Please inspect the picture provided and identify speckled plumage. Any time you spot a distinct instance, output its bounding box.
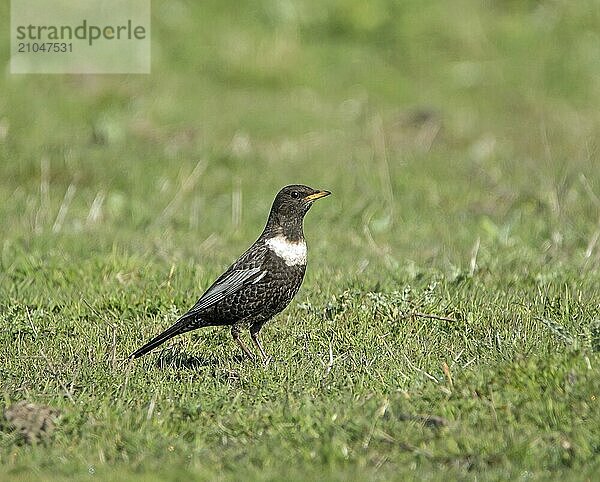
[129,184,330,361]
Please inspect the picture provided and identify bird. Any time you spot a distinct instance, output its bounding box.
[129,184,331,362]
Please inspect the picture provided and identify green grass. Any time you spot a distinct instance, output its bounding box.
[1,0,600,480]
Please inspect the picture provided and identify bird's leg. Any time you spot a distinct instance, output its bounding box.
[250,325,269,364]
[231,324,255,360]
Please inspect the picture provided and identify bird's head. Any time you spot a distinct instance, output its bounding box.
[265,184,331,238]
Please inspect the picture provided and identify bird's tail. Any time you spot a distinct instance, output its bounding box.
[128,315,201,359]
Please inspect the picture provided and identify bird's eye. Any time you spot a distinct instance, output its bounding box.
[291,191,300,199]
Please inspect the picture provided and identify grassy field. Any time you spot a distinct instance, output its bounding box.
[1,0,600,480]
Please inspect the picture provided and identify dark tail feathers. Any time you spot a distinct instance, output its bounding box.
[129,316,199,359]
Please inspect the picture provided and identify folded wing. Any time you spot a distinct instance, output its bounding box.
[185,267,266,316]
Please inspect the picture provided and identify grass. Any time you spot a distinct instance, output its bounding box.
[1,0,600,479]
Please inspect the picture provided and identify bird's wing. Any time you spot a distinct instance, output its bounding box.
[185,266,266,316]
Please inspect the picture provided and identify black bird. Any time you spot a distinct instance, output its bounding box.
[129,184,331,362]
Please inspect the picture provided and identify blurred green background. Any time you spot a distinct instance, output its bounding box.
[1,1,599,480]
[2,0,599,272]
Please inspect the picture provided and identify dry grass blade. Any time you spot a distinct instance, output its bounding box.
[34,156,51,233]
[470,236,480,276]
[232,178,242,230]
[52,182,76,233]
[156,159,207,225]
[371,115,395,225]
[86,190,106,226]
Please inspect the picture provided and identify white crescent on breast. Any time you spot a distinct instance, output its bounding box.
[265,235,307,266]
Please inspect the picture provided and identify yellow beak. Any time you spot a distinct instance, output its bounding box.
[304,190,331,201]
